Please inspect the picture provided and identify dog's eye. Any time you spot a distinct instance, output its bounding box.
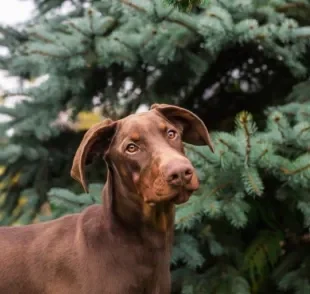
[126,143,139,153]
[167,130,177,139]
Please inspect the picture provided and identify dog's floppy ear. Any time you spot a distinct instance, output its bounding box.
[71,119,117,193]
[151,104,214,152]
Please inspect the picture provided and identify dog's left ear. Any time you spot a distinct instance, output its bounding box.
[151,104,214,152]
[71,119,118,193]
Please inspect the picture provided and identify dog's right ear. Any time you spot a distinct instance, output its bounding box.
[70,119,117,193]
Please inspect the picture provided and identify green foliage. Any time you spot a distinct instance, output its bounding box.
[42,183,103,219]
[241,230,284,292]
[164,0,208,12]
[171,91,310,293]
[1,0,310,293]
[173,265,250,294]
[278,258,310,294]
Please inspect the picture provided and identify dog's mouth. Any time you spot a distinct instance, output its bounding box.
[145,186,197,206]
[140,172,199,206]
[172,189,193,205]
[170,186,199,204]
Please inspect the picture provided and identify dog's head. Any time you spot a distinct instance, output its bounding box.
[71,104,214,205]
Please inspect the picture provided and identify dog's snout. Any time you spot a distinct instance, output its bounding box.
[164,162,194,186]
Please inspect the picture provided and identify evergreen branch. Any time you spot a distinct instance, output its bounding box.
[272,115,287,140]
[102,19,119,37]
[185,144,214,164]
[208,182,232,197]
[160,7,175,20]
[141,28,158,47]
[149,0,160,20]
[176,182,231,225]
[163,15,197,33]
[175,210,198,225]
[120,0,146,13]
[50,194,81,207]
[28,50,86,59]
[1,92,27,99]
[243,123,251,167]
[245,172,261,196]
[292,27,310,39]
[218,138,240,155]
[257,148,268,161]
[88,9,95,36]
[113,37,136,52]
[67,21,89,37]
[54,36,75,55]
[236,111,253,166]
[275,2,308,13]
[0,106,21,118]
[28,32,53,44]
[299,125,310,135]
[30,29,75,57]
[120,0,197,33]
[28,50,67,58]
[280,163,310,175]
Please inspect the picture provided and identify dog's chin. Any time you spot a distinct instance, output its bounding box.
[144,189,195,206]
[171,182,199,204]
[171,190,194,205]
[160,188,196,205]
[144,182,199,205]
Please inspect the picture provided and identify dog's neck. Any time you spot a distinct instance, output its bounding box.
[102,169,175,246]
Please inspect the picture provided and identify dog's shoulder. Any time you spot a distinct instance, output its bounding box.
[76,204,107,239]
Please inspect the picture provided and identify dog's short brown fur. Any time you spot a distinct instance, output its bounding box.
[0,104,213,294]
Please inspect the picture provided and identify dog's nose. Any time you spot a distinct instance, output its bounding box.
[165,163,194,186]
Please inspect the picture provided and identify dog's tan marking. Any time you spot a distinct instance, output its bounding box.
[130,132,140,141]
[158,122,167,131]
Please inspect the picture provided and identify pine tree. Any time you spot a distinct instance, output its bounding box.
[1,0,310,293]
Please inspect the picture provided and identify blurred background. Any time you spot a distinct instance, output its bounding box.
[1,0,310,293]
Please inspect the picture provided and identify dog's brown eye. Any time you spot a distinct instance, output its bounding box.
[167,130,177,139]
[126,143,138,153]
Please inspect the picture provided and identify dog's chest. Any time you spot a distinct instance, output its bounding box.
[83,237,171,294]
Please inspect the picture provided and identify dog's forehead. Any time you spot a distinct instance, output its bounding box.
[119,111,169,135]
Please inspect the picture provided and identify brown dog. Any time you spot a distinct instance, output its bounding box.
[0,104,213,294]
